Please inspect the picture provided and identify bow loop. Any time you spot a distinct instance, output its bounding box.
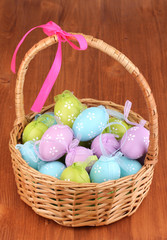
[42,21,65,37]
[11,21,88,112]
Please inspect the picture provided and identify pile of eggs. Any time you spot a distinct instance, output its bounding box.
[16,90,149,184]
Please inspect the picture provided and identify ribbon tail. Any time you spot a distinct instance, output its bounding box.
[11,26,43,73]
[31,37,62,112]
[124,100,138,126]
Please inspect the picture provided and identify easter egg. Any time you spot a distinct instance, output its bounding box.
[54,90,86,128]
[72,106,109,141]
[38,124,73,161]
[37,159,47,170]
[15,141,43,170]
[22,121,48,143]
[36,113,57,127]
[45,112,55,116]
[65,146,93,167]
[116,155,142,177]
[90,156,121,183]
[35,112,55,120]
[39,161,66,178]
[120,125,150,159]
[60,162,90,183]
[103,117,131,140]
[91,133,119,158]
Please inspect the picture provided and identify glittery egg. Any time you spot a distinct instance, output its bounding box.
[90,156,121,183]
[120,125,150,159]
[103,117,131,140]
[22,121,48,143]
[72,106,109,141]
[116,155,142,177]
[15,141,44,170]
[65,146,93,167]
[54,90,86,128]
[39,161,66,178]
[91,133,120,158]
[60,162,90,183]
[38,124,73,161]
[35,113,57,127]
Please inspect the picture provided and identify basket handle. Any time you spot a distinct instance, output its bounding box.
[14,34,158,165]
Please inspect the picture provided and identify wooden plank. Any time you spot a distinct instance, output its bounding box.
[0,0,167,239]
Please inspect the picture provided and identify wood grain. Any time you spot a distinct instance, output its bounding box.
[0,0,167,239]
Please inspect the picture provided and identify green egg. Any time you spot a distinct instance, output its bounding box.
[54,90,86,128]
[60,162,90,183]
[22,121,48,143]
[103,117,131,140]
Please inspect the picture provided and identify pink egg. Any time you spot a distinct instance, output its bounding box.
[65,146,93,167]
[39,125,73,161]
[120,125,150,159]
[91,133,120,158]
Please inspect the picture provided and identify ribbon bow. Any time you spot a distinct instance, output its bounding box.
[11,21,88,112]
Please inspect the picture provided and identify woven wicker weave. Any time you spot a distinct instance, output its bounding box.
[9,34,158,227]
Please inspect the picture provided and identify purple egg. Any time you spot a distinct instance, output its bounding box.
[91,133,120,158]
[39,124,73,161]
[65,146,93,167]
[120,125,150,159]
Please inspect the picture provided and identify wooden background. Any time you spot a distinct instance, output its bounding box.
[0,0,167,239]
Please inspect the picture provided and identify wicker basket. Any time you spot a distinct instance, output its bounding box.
[9,33,158,227]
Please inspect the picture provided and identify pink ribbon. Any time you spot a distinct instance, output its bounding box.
[11,21,88,112]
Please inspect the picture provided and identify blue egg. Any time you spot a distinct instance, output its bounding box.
[15,141,43,170]
[35,112,55,120]
[35,112,57,127]
[116,155,142,177]
[90,155,120,183]
[39,161,66,178]
[72,106,109,141]
[46,112,55,117]
[37,160,46,170]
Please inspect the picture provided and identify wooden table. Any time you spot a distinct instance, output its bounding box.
[0,0,167,239]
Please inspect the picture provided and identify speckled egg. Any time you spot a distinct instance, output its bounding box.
[65,146,93,167]
[22,121,48,143]
[35,113,57,127]
[120,125,150,159]
[38,124,73,161]
[60,162,90,183]
[103,117,131,140]
[116,155,142,177]
[39,161,66,178]
[90,155,121,183]
[91,133,120,158]
[72,106,109,141]
[15,141,44,170]
[54,90,86,128]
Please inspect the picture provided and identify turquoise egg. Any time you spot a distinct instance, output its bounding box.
[90,155,121,183]
[37,160,46,170]
[15,141,44,170]
[45,112,55,116]
[35,112,55,120]
[116,155,142,177]
[39,161,66,178]
[35,113,57,128]
[72,106,109,141]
